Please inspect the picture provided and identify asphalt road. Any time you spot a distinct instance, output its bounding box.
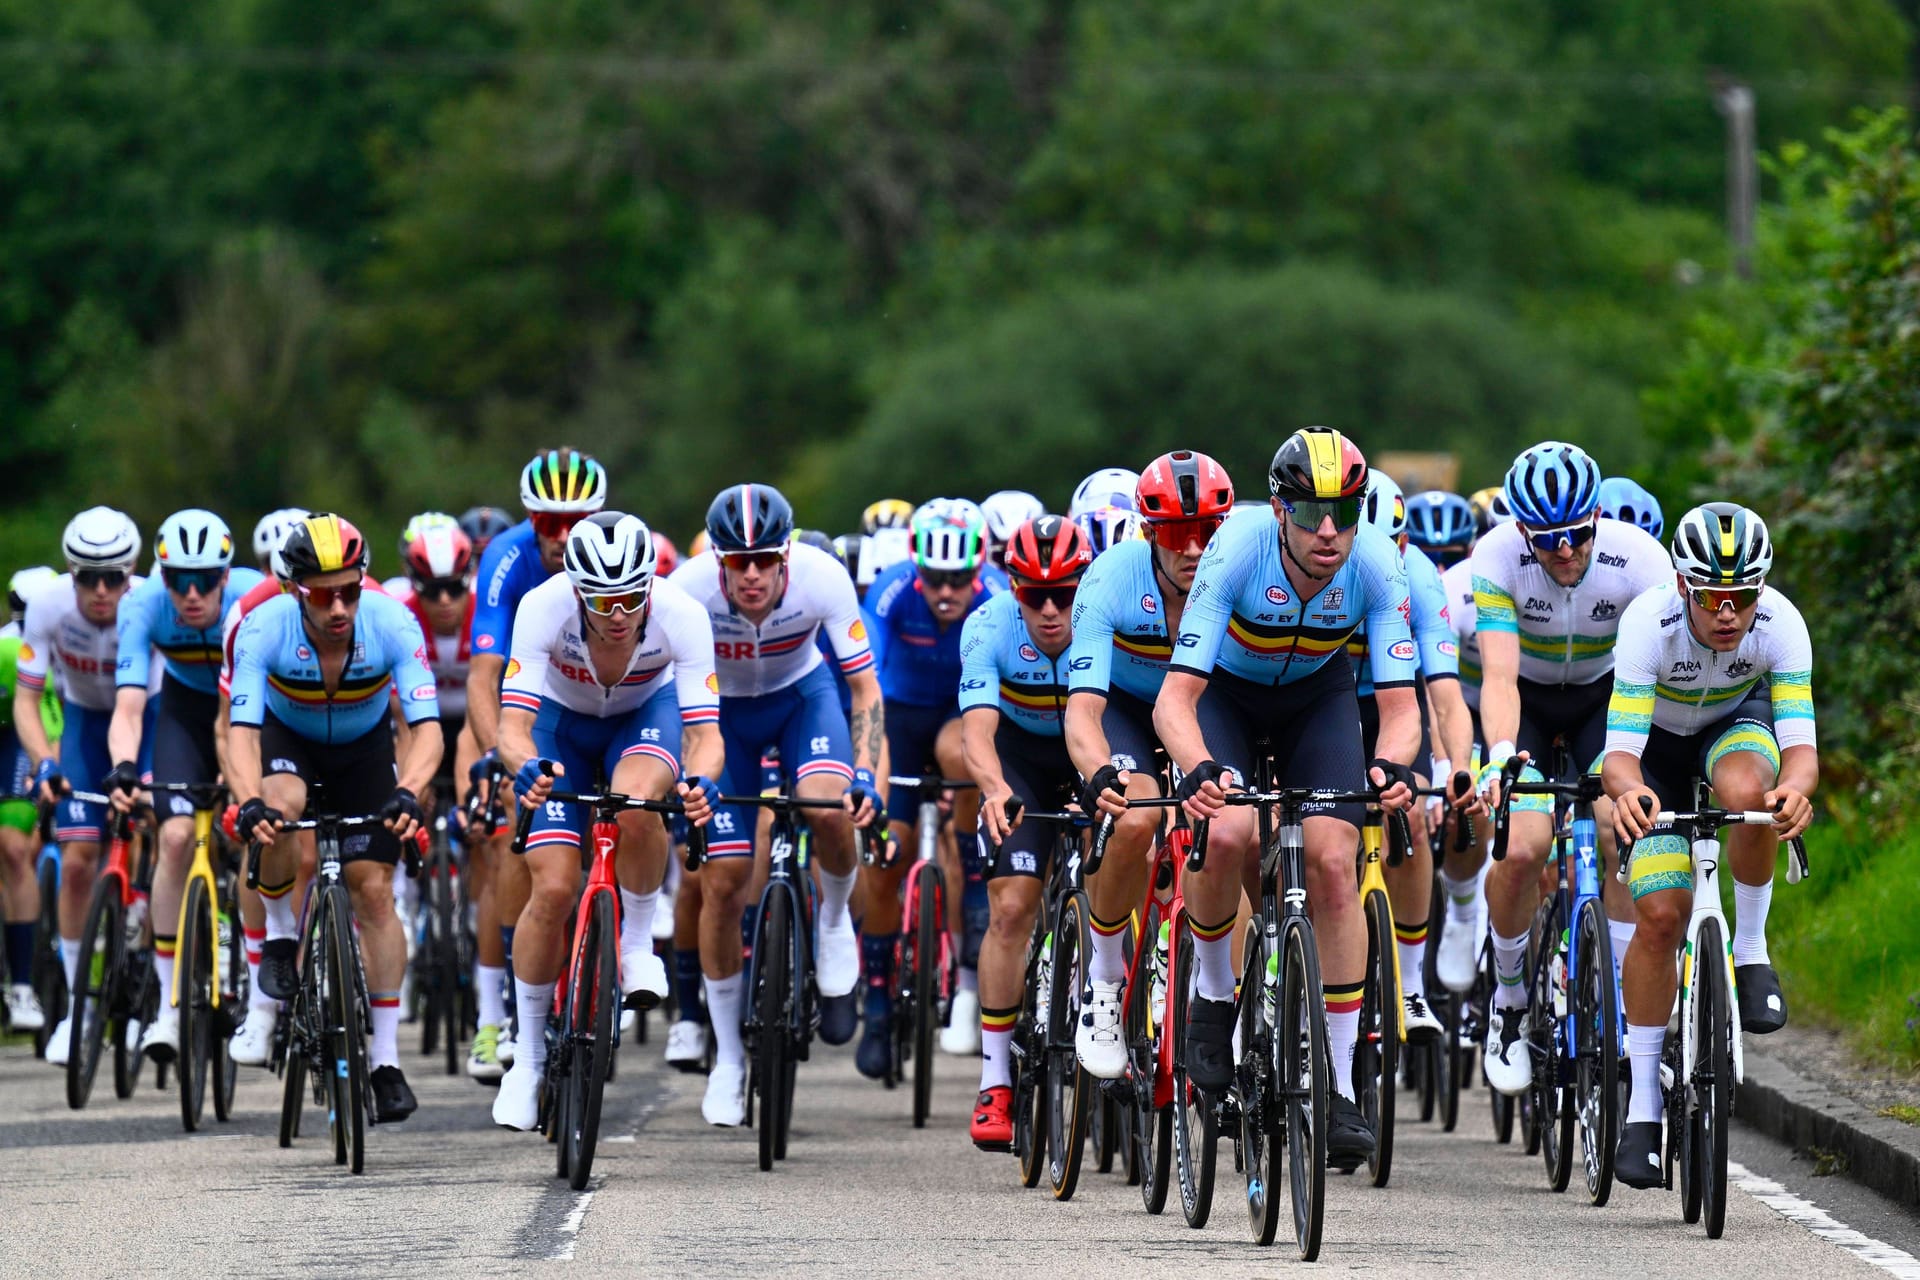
[3,1021,1916,1279]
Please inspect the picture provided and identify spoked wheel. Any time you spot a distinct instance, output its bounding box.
[910,863,941,1129]
[212,883,243,1122]
[322,893,369,1173]
[1130,913,1173,1214]
[1236,923,1282,1246]
[67,876,124,1109]
[1673,1035,1702,1223]
[1530,898,1573,1190]
[1047,892,1091,1201]
[755,888,793,1173]
[1170,919,1217,1229]
[1013,913,1048,1189]
[564,892,618,1190]
[1573,899,1618,1206]
[118,966,156,1099]
[177,878,214,1132]
[1092,1091,1115,1174]
[1358,888,1397,1186]
[1441,986,1467,1133]
[1694,918,1733,1238]
[1479,942,1514,1144]
[279,1000,307,1149]
[1281,918,1328,1262]
[33,855,67,1059]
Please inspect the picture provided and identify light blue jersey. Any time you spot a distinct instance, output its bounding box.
[229,592,439,743]
[958,592,1069,738]
[116,568,267,695]
[1066,539,1174,703]
[1351,543,1458,698]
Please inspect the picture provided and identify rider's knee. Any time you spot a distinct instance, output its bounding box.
[1631,889,1686,948]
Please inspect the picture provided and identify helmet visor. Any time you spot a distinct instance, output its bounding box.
[1145,515,1222,552]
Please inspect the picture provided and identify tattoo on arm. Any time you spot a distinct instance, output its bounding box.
[853,703,885,771]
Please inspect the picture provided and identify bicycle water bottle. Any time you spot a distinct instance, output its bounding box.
[1036,931,1054,1020]
[124,891,149,952]
[1550,951,1568,1019]
[217,905,234,955]
[1151,921,1170,1026]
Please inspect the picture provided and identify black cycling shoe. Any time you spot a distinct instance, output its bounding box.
[818,992,858,1047]
[258,938,300,1002]
[1615,1120,1664,1189]
[371,1065,418,1123]
[1184,996,1236,1091]
[855,1003,893,1080]
[1736,963,1787,1034]
[1326,1093,1377,1172]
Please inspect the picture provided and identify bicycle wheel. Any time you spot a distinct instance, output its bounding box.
[1531,898,1573,1191]
[435,844,462,1076]
[1092,1091,1115,1174]
[1048,892,1091,1201]
[565,892,618,1190]
[754,886,793,1172]
[212,881,242,1122]
[279,1001,307,1148]
[1574,899,1618,1206]
[1013,912,1048,1189]
[1695,917,1732,1238]
[1130,908,1172,1215]
[1282,916,1328,1262]
[117,966,154,1099]
[910,862,941,1129]
[322,889,368,1173]
[177,877,213,1132]
[1237,921,1281,1246]
[33,854,65,1058]
[1171,919,1217,1229]
[67,876,123,1110]
[1674,1033,1702,1223]
[1441,986,1465,1133]
[1359,887,1397,1186]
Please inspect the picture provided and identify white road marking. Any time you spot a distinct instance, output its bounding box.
[548,1190,594,1262]
[1732,1161,1920,1279]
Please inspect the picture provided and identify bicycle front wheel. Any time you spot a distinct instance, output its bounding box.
[434,843,463,1076]
[1281,917,1328,1263]
[1696,917,1733,1238]
[212,879,242,1122]
[565,891,618,1190]
[1358,887,1397,1186]
[322,889,368,1173]
[910,862,941,1129]
[1171,918,1217,1229]
[1047,892,1091,1201]
[1530,896,1573,1191]
[67,876,123,1110]
[1574,898,1618,1206]
[1238,921,1281,1246]
[177,877,214,1132]
[1130,904,1172,1215]
[755,885,793,1173]
[33,854,65,1059]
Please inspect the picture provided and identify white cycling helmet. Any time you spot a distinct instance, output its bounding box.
[1069,468,1141,521]
[1074,506,1143,556]
[62,506,141,572]
[154,509,235,571]
[252,507,310,562]
[564,511,657,598]
[1362,473,1407,542]
[1671,502,1773,588]
[860,527,913,587]
[909,499,989,573]
[8,565,58,616]
[979,490,1045,544]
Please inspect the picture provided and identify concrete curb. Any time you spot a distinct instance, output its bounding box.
[1737,1043,1920,1206]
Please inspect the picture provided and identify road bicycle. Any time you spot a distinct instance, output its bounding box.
[1405,776,1475,1134]
[59,794,158,1107]
[881,771,974,1124]
[148,782,243,1131]
[1114,793,1189,1217]
[414,780,474,1075]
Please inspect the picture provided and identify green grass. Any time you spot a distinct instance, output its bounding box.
[1878,1105,1920,1126]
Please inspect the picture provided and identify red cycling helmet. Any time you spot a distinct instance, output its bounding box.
[1137,450,1234,520]
[1004,515,1092,583]
[653,532,680,579]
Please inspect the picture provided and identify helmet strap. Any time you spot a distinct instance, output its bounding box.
[1280,523,1333,586]
[1150,544,1191,601]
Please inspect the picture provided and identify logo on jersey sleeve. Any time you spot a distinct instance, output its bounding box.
[848,618,867,641]
[1388,640,1416,661]
[17,643,31,662]
[1439,641,1458,657]
[705,672,720,694]
[1396,597,1411,625]
[504,658,522,679]
[410,684,437,701]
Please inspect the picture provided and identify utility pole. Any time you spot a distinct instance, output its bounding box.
[1714,79,1757,280]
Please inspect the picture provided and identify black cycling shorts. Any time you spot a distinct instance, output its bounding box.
[150,680,221,817]
[1515,674,1613,777]
[884,700,960,827]
[1634,691,1779,812]
[1097,687,1163,774]
[260,715,402,865]
[1356,675,1436,773]
[1196,655,1368,828]
[982,722,1080,882]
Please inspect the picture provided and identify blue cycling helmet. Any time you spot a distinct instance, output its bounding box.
[1405,491,1476,551]
[1502,442,1602,529]
[706,482,795,554]
[1597,477,1664,541]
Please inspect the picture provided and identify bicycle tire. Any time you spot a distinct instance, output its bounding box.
[118,967,155,1099]
[1171,919,1217,1229]
[1092,1090,1114,1174]
[1359,887,1397,1186]
[436,842,462,1076]
[1130,904,1172,1214]
[1696,917,1732,1238]
[1237,921,1281,1246]
[1574,899,1618,1206]
[178,876,213,1132]
[322,888,368,1173]
[1048,892,1091,1201]
[1014,905,1049,1189]
[1441,987,1465,1133]
[1531,897,1574,1191]
[911,862,940,1129]
[212,879,242,1122]
[1675,1033,1702,1223]
[67,875,122,1109]
[279,1005,307,1148]
[33,854,65,1058]
[1282,916,1328,1263]
[566,892,617,1189]
[756,886,793,1173]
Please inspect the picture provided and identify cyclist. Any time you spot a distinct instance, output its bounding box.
[1404,491,1476,573]
[1597,476,1666,541]
[394,514,478,768]
[1471,442,1669,1095]
[1065,449,1234,1082]
[106,509,265,1064]
[1468,486,1512,538]
[1602,502,1815,1187]
[459,506,516,561]
[251,509,309,576]
[858,498,999,1077]
[961,515,1092,1149]
[464,447,608,1082]
[2,568,61,1029]
[1154,426,1421,1168]
[1075,506,1144,558]
[489,513,722,1131]
[979,491,1045,571]
[229,513,442,1123]
[670,484,882,1125]
[1068,468,1141,521]
[17,508,148,1064]
[860,499,915,536]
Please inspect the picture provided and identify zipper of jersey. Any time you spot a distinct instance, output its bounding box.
[1562,585,1575,686]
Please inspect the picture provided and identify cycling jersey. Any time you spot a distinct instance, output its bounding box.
[0,632,60,741]
[1441,559,1481,706]
[1351,542,1457,699]
[499,573,718,726]
[218,577,290,696]
[1603,583,1815,758]
[228,592,440,743]
[17,573,143,712]
[670,542,873,697]
[1066,538,1174,703]
[959,592,1070,738]
[866,558,1004,708]
[115,567,266,696]
[386,582,474,719]
[470,520,554,658]
[1171,508,1415,690]
[1470,518,1668,687]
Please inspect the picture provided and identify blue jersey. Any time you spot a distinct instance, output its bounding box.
[1066,539,1173,703]
[117,568,267,696]
[958,593,1070,738]
[470,521,555,660]
[1172,507,1416,689]
[229,592,440,743]
[867,560,1005,709]
[1351,543,1459,698]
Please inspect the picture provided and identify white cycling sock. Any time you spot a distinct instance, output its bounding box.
[154,953,175,1009]
[59,936,79,988]
[1396,924,1428,1000]
[262,891,298,943]
[476,962,507,1028]
[1193,930,1237,1003]
[1491,928,1529,1010]
[1733,880,1773,966]
[1609,919,1636,995]
[515,979,556,1071]
[1441,871,1480,923]
[958,966,978,996]
[369,997,401,1070]
[704,973,745,1068]
[1089,923,1129,986]
[618,887,657,954]
[1627,1022,1666,1125]
[1325,1006,1360,1102]
[818,867,857,931]
[980,1025,1013,1091]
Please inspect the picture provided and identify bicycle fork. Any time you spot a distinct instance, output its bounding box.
[1677,837,1742,1092]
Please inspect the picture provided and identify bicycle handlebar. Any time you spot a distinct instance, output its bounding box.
[1410,771,1477,853]
[507,771,706,870]
[1625,794,1811,884]
[245,811,417,886]
[885,775,978,791]
[720,792,887,866]
[1186,787,1408,875]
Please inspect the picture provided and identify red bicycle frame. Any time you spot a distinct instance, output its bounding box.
[1122,822,1194,1111]
[552,815,624,1024]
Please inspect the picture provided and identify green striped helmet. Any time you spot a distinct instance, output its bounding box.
[909,498,987,573]
[1670,502,1772,587]
[519,447,608,514]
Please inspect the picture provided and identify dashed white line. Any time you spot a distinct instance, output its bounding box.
[547,1190,594,1262]
[1732,1161,1920,1279]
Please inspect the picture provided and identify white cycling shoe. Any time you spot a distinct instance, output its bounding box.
[230,1005,278,1067]
[1483,1005,1533,1095]
[1402,991,1444,1042]
[140,1007,180,1065]
[7,983,47,1031]
[492,1059,542,1131]
[702,1061,747,1127]
[815,918,859,999]
[1436,912,1483,995]
[1075,980,1128,1080]
[939,988,981,1055]
[621,945,668,1011]
[666,1020,710,1073]
[45,1015,74,1067]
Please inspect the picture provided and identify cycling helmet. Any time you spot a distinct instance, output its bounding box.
[1268,427,1368,501]
[1502,442,1602,529]
[909,499,988,573]
[1075,506,1144,556]
[1670,502,1773,587]
[687,529,711,559]
[1468,485,1513,536]
[1405,491,1476,552]
[1004,515,1092,582]
[653,532,680,578]
[62,506,142,572]
[705,483,794,554]
[563,511,657,597]
[979,490,1046,545]
[1137,451,1234,520]
[400,513,474,581]
[830,533,864,578]
[861,499,914,535]
[519,446,608,514]
[252,508,310,563]
[1361,473,1407,541]
[1069,468,1141,521]
[795,529,837,557]
[458,505,515,552]
[862,528,912,587]
[1597,477,1665,541]
[279,513,370,581]
[9,565,58,617]
[153,509,235,572]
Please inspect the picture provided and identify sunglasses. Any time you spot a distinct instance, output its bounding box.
[1146,516,1223,552]
[1523,519,1597,552]
[1687,584,1761,612]
[1280,496,1363,532]
[1011,579,1080,611]
[581,589,648,616]
[530,513,581,542]
[1426,543,1472,568]
[74,568,128,591]
[720,550,786,573]
[415,576,469,601]
[295,578,363,608]
[162,567,224,597]
[917,567,977,592]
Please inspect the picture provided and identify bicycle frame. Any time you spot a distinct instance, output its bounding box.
[1357,814,1408,1042]
[149,783,229,1012]
[66,793,145,912]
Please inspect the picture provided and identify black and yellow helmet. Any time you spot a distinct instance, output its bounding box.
[1268,426,1368,502]
[279,513,369,580]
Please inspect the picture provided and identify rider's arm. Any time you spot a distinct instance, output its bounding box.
[678,721,724,784]
[961,705,1016,843]
[1151,670,1212,777]
[387,604,444,784]
[1064,690,1112,780]
[12,682,51,768]
[1062,561,1118,779]
[497,706,538,776]
[106,686,148,774]
[465,653,504,752]
[214,691,234,783]
[396,718,443,797]
[846,669,884,774]
[1477,631,1521,758]
[14,596,57,767]
[1426,677,1473,786]
[228,724,265,807]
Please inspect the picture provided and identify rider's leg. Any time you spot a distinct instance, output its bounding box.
[146,814,193,1011]
[1086,770,1159,984]
[1484,807,1554,1009]
[977,875,1042,1092]
[1381,806,1434,1003]
[934,718,982,994]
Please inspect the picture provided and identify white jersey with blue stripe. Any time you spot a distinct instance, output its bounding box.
[17,574,140,712]
[1441,559,1482,707]
[1066,539,1174,703]
[958,592,1069,737]
[669,543,873,698]
[228,591,440,743]
[501,573,719,725]
[1470,518,1669,687]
